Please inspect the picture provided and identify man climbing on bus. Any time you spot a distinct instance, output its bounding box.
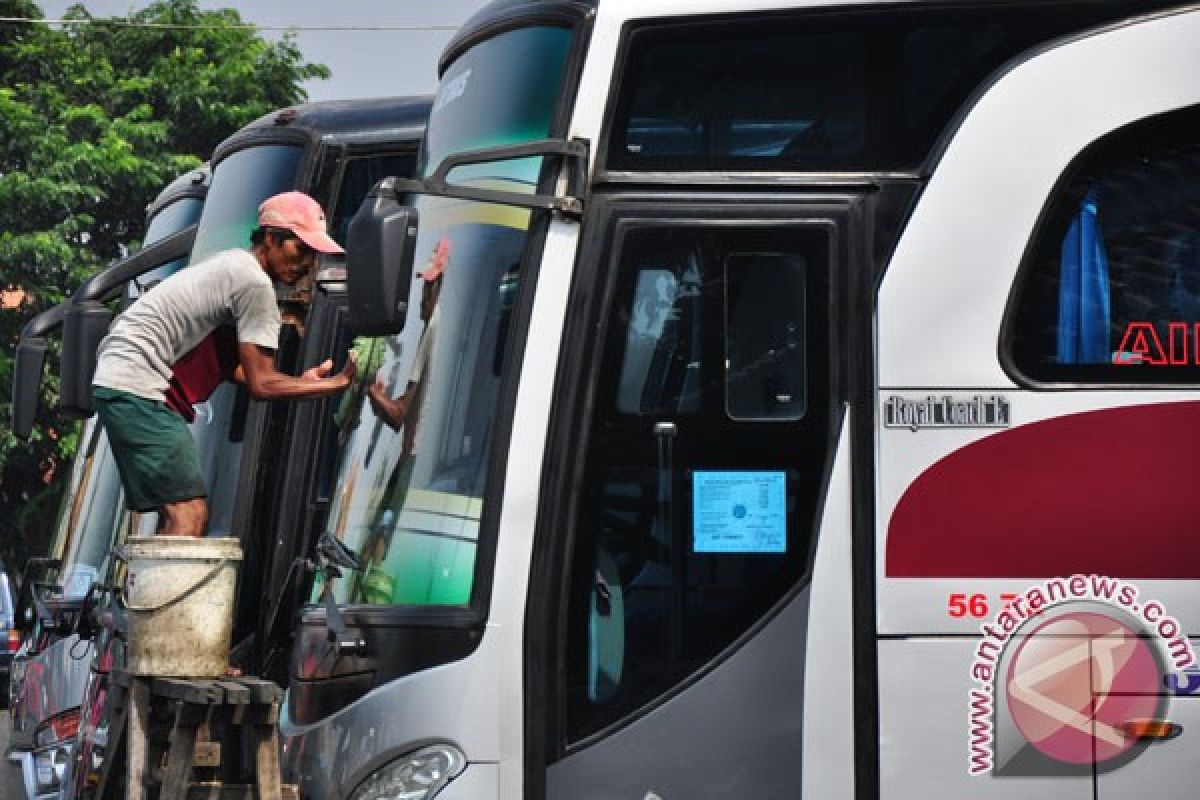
[92,191,356,537]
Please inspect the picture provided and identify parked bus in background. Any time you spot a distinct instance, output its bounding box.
[7,164,208,800]
[61,96,430,800]
[281,2,1200,799]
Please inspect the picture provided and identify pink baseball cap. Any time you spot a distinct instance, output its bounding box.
[418,237,451,281]
[258,191,344,255]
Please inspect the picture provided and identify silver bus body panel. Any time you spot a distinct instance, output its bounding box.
[280,635,503,798]
[546,590,811,800]
[801,414,855,799]
[879,638,1094,799]
[873,9,1200,799]
[280,220,583,798]
[1096,678,1200,799]
[877,11,1200,628]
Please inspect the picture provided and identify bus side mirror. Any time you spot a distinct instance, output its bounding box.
[347,186,418,335]
[12,336,49,439]
[12,304,67,439]
[60,300,113,418]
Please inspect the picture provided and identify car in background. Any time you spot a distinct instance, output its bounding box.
[0,565,15,704]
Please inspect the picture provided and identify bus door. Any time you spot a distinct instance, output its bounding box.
[534,191,864,799]
[253,279,355,680]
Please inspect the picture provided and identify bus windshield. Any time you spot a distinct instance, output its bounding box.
[188,144,303,536]
[54,430,123,599]
[133,194,205,291]
[49,192,208,598]
[191,145,302,262]
[316,25,572,607]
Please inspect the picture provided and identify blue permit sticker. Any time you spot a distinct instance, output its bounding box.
[692,470,786,553]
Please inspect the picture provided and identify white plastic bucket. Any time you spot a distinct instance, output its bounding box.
[119,536,242,677]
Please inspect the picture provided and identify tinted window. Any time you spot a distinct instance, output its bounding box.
[132,195,205,293]
[191,145,301,262]
[1008,109,1200,384]
[313,315,357,506]
[330,153,416,245]
[564,224,831,741]
[45,421,105,589]
[615,249,809,421]
[58,434,124,598]
[184,144,302,534]
[608,4,1176,171]
[421,25,572,176]
[726,253,808,420]
[315,202,529,607]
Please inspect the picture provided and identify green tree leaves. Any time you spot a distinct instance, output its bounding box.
[0,0,328,572]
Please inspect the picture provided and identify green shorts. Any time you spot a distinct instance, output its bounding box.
[93,387,207,512]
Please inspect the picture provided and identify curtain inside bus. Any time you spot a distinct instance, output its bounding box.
[1056,188,1111,364]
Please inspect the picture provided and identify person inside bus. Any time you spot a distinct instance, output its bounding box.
[92,191,356,537]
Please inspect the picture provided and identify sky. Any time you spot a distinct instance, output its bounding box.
[35,0,494,102]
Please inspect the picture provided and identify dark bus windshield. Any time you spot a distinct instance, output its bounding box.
[607,4,1180,172]
[132,194,205,292]
[49,192,208,597]
[191,145,302,262]
[188,144,303,536]
[316,25,572,607]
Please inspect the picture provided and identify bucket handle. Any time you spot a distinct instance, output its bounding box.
[115,555,231,614]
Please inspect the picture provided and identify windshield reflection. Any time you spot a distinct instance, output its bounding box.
[319,197,530,606]
[314,23,571,608]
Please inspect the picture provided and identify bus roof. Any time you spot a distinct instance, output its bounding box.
[449,0,1189,65]
[213,95,433,166]
[145,163,210,221]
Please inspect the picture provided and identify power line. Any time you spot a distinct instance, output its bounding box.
[0,17,458,32]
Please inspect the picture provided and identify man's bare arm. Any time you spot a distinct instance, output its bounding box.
[237,342,356,400]
[366,378,416,430]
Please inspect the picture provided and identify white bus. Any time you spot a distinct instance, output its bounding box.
[281,2,1200,798]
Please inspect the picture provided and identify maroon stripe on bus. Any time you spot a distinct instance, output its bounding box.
[886,401,1200,578]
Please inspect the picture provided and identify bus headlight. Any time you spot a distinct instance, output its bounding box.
[348,744,466,800]
[33,743,71,790]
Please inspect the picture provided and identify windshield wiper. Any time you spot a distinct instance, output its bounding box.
[313,532,366,656]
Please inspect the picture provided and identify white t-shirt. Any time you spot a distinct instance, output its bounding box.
[93,249,281,402]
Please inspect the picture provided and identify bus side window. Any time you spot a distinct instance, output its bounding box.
[330,153,417,246]
[725,253,808,421]
[616,260,702,416]
[1008,108,1200,384]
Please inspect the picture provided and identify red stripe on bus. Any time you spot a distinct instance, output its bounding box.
[886,401,1200,578]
